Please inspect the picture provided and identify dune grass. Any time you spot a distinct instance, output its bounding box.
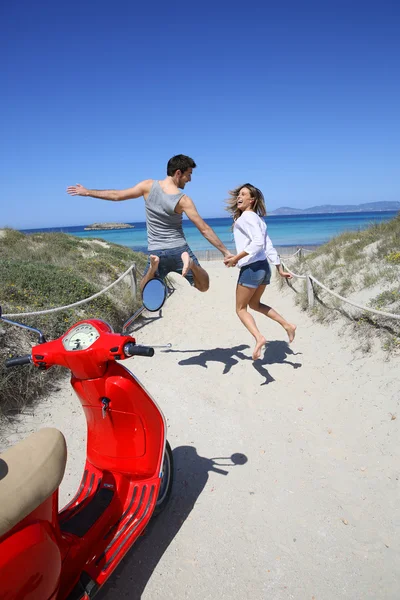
[0,229,148,420]
[280,213,400,354]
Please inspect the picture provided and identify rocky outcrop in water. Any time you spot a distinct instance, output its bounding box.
[84,222,135,230]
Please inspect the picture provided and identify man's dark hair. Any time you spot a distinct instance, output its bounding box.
[167,154,197,176]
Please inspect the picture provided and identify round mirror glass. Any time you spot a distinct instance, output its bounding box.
[142,278,167,312]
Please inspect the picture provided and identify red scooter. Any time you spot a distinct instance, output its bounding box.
[0,278,173,599]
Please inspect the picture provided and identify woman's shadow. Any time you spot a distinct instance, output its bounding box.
[97,446,247,600]
[254,340,302,385]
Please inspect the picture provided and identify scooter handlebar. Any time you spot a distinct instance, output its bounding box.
[5,355,32,368]
[123,343,154,358]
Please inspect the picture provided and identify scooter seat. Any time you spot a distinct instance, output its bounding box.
[0,427,67,538]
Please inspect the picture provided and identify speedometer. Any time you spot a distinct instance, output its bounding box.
[62,323,100,351]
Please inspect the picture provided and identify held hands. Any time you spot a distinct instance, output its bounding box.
[66,183,89,196]
[224,254,238,268]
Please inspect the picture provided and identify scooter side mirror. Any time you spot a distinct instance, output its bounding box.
[121,278,168,334]
[142,279,167,312]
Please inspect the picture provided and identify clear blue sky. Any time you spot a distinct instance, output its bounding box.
[1,0,399,228]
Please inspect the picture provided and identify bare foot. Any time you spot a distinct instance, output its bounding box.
[285,323,297,343]
[181,251,193,277]
[149,254,160,274]
[252,336,267,360]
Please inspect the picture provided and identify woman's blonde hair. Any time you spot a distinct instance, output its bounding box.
[225,183,267,221]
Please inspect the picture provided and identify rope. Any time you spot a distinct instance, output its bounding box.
[280,261,306,280]
[2,263,136,319]
[280,250,400,320]
[309,275,400,320]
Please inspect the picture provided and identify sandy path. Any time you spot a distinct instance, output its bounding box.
[1,262,399,599]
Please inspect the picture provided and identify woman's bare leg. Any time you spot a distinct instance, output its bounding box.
[181,251,209,292]
[249,285,296,343]
[236,284,266,360]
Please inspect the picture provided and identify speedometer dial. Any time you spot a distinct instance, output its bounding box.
[62,324,100,351]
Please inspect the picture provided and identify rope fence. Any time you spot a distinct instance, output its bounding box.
[2,263,137,319]
[280,250,400,321]
[2,247,399,322]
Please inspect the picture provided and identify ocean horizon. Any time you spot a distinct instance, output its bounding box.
[21,210,399,254]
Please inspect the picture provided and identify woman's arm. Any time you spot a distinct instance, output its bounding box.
[240,212,265,256]
[265,234,280,265]
[266,235,292,279]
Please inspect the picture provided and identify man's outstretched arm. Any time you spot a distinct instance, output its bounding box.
[179,195,233,258]
[66,180,153,201]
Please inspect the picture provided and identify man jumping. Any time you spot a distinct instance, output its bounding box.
[67,154,232,291]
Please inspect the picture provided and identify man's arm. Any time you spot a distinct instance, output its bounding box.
[66,180,153,201]
[178,195,232,258]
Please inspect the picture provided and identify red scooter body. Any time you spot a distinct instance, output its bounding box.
[0,290,173,599]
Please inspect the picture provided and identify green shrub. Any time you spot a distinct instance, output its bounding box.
[386,251,400,265]
[0,230,147,420]
[370,288,400,309]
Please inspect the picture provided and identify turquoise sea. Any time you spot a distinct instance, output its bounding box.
[22,211,399,254]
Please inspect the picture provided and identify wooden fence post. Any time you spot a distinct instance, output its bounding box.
[306,275,314,308]
[130,262,137,299]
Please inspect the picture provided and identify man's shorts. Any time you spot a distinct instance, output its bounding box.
[143,244,200,286]
[238,259,271,289]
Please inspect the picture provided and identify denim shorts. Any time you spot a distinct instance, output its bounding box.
[238,259,271,289]
[143,244,200,286]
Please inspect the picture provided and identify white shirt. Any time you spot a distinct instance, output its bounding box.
[233,211,280,268]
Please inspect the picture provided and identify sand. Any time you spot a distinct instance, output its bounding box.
[1,262,399,599]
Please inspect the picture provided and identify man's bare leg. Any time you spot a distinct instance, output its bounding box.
[140,255,160,292]
[181,251,209,292]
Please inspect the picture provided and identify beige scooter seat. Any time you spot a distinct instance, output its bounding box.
[0,427,67,538]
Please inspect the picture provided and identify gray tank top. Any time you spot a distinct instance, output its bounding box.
[145,180,187,250]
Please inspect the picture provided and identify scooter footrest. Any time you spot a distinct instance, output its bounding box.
[61,488,114,537]
[95,481,157,572]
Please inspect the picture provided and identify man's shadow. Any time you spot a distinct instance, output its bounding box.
[165,344,250,374]
[164,341,302,385]
[97,446,247,600]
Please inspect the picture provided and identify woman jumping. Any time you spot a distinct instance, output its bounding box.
[224,183,296,360]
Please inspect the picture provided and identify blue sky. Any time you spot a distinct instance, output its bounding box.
[1,0,399,228]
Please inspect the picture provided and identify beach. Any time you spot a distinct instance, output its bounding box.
[1,261,399,599]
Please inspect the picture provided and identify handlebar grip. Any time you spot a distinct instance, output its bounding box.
[5,355,32,368]
[124,343,154,358]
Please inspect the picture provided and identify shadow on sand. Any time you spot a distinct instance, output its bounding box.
[97,446,247,600]
[163,340,302,385]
